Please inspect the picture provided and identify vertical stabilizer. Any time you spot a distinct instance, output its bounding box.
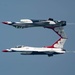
[52,27,67,38]
[47,27,67,38]
[45,38,67,48]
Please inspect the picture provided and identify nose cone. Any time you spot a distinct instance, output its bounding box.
[2,22,9,24]
[2,21,12,25]
[2,50,8,52]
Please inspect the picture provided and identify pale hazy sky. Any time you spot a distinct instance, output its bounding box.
[0,0,75,75]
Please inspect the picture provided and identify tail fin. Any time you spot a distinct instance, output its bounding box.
[47,27,67,38]
[45,38,67,48]
[52,27,67,38]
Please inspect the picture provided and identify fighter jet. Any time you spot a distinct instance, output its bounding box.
[2,37,66,57]
[2,18,66,28]
[2,18,67,38]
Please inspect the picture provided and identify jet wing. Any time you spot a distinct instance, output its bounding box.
[20,51,54,57]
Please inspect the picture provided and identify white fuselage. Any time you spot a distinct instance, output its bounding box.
[6,46,65,54]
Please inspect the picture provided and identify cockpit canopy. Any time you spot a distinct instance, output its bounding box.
[15,45,24,48]
[15,45,29,48]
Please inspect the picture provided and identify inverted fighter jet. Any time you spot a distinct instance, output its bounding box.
[2,18,66,28]
[2,18,67,38]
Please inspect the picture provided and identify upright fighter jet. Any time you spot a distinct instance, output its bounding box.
[2,37,66,57]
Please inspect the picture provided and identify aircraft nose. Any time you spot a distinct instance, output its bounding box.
[2,22,9,24]
[2,21,12,25]
[2,50,8,52]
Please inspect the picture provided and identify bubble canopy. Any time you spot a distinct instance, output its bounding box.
[15,45,24,48]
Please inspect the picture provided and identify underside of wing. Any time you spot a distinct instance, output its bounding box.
[20,51,54,57]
